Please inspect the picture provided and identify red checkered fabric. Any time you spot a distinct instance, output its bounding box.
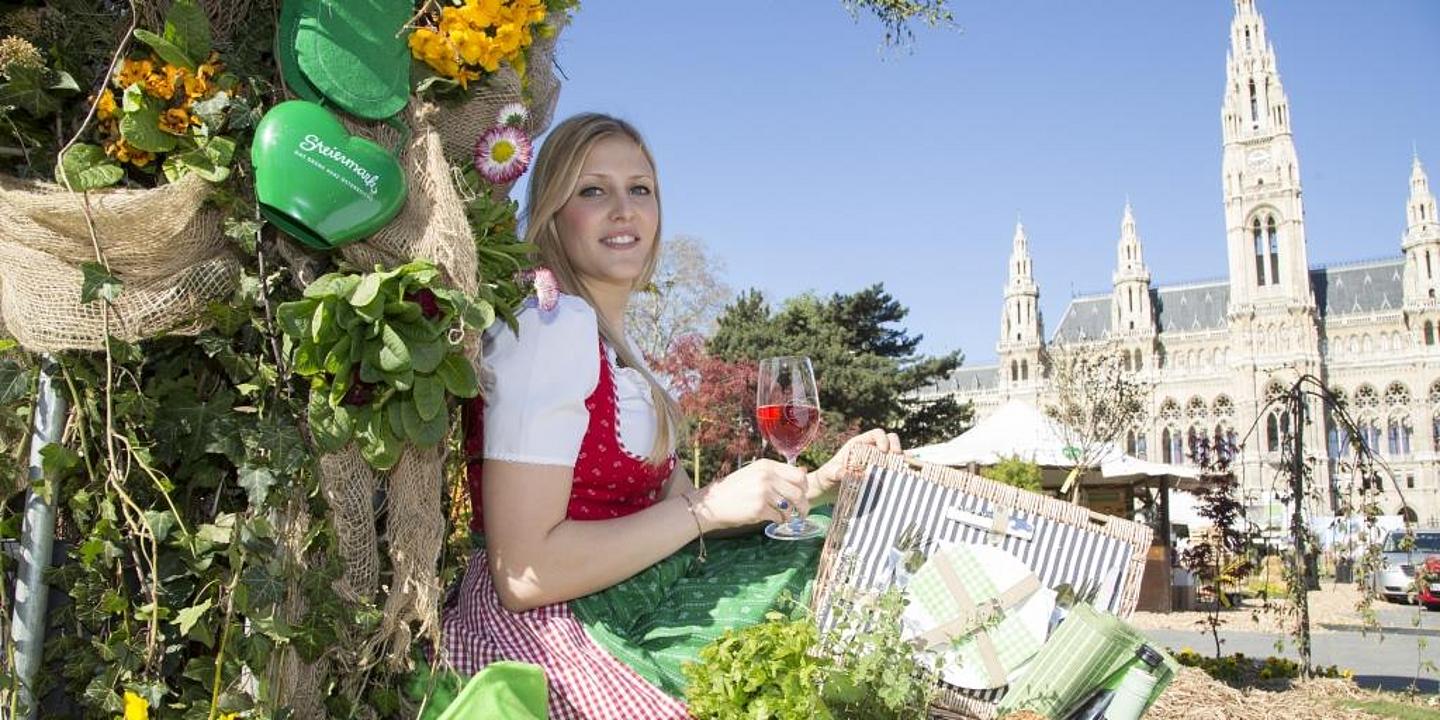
[441,549,689,719]
[445,340,687,717]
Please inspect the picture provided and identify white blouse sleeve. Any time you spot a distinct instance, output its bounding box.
[482,296,599,466]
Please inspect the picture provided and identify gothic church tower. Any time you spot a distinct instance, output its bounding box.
[998,221,1043,387]
[1220,0,1313,313]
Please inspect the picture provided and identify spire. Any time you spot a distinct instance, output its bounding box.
[1407,152,1439,242]
[1009,220,1033,283]
[1114,201,1149,281]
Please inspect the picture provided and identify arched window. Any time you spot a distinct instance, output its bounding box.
[1126,431,1137,456]
[1248,79,1258,121]
[1387,419,1404,456]
[1134,349,1142,370]
[1433,413,1440,449]
[1244,28,1251,52]
[1021,360,1029,381]
[1266,216,1280,285]
[1135,434,1148,460]
[1266,412,1279,451]
[1252,218,1266,286]
[1425,321,1435,346]
[1186,426,1201,464]
[1401,506,1419,524]
[1161,428,1173,463]
[1327,420,1342,461]
[1427,250,1433,279]
[1010,360,1018,382]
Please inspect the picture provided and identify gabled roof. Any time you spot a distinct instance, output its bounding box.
[927,365,999,394]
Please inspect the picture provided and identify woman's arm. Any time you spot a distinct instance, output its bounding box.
[483,457,810,612]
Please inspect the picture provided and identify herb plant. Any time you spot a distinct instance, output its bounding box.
[277,260,490,470]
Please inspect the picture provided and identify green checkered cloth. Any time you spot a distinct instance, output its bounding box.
[568,512,828,698]
[996,603,1178,718]
[907,544,1045,688]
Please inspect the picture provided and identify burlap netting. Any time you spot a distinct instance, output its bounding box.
[291,17,570,703]
[0,174,241,352]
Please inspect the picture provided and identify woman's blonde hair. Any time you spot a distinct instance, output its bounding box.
[524,112,685,465]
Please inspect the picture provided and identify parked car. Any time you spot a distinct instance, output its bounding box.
[1372,530,1440,603]
[1417,556,1440,611]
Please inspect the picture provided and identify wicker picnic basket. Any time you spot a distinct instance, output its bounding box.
[812,446,1155,720]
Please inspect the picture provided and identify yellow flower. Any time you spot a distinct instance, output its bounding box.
[122,691,149,720]
[116,57,153,89]
[106,138,154,168]
[143,69,175,100]
[96,88,119,120]
[218,713,239,720]
[181,67,210,100]
[158,107,193,135]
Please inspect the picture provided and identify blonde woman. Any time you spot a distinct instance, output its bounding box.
[443,113,900,719]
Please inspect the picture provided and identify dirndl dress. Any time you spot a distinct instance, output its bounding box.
[441,296,821,719]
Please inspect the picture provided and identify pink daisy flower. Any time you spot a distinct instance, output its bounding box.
[474,125,533,184]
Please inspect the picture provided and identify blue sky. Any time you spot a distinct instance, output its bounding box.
[540,1,1440,366]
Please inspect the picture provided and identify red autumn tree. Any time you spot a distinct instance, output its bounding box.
[651,333,759,483]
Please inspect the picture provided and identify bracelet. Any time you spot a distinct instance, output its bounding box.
[680,491,708,564]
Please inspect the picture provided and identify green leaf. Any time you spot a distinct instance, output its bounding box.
[292,341,323,376]
[39,443,81,480]
[435,354,479,398]
[56,143,123,191]
[143,510,177,542]
[408,338,445,374]
[377,325,411,372]
[304,273,362,300]
[276,299,318,340]
[308,387,353,452]
[350,273,383,308]
[189,89,230,130]
[79,262,123,304]
[360,409,403,470]
[237,464,276,508]
[163,0,212,66]
[173,598,213,638]
[0,359,34,405]
[412,374,445,421]
[0,64,76,116]
[119,94,179,153]
[311,299,336,344]
[323,335,352,376]
[161,136,235,183]
[133,28,196,70]
[413,401,448,445]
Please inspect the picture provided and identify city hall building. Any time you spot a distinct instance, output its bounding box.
[929,0,1440,525]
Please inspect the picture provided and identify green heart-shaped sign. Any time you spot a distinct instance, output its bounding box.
[252,100,406,250]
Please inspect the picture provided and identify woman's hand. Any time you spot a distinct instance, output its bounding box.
[810,428,903,502]
[692,459,810,531]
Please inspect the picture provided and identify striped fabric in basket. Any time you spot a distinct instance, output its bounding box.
[811,447,1154,720]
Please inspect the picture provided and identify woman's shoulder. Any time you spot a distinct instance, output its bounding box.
[486,294,597,352]
[483,294,600,384]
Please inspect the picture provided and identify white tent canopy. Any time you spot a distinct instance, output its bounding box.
[909,399,1198,484]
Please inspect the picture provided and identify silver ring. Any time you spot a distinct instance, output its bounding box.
[775,497,790,512]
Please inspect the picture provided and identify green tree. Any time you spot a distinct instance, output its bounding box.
[708,284,966,454]
[980,455,1043,492]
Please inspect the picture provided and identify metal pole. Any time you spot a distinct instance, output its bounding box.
[9,357,67,719]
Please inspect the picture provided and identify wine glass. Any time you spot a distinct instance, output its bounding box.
[755,356,823,540]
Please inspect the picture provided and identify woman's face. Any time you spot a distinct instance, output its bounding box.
[555,134,659,294]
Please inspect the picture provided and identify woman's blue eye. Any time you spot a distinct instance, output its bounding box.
[578,186,603,197]
[630,185,652,196]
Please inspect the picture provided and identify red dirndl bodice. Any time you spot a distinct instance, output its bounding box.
[464,339,675,532]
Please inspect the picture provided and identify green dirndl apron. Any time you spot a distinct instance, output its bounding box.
[569,511,830,698]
